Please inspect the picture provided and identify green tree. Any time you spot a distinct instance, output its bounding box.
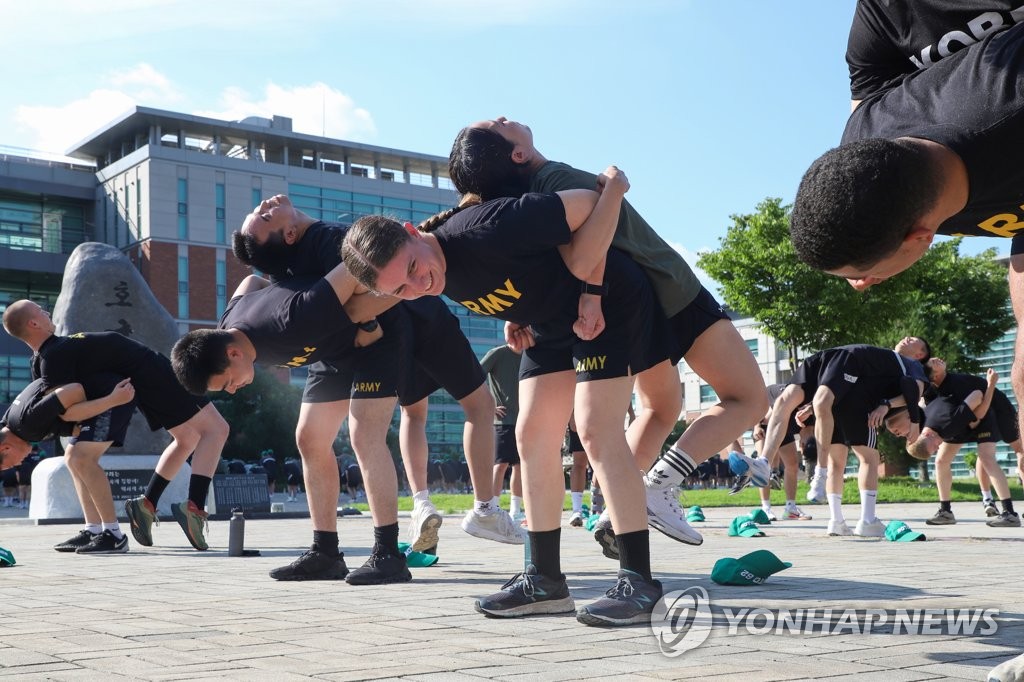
[212,367,303,462]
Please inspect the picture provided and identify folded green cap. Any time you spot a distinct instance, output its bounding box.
[712,549,792,585]
[583,513,603,531]
[686,510,706,522]
[729,515,765,537]
[688,506,703,513]
[885,520,926,542]
[0,547,15,567]
[748,508,772,524]
[397,542,439,567]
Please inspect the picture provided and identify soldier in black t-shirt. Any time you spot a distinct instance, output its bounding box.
[0,373,137,553]
[846,1,1024,107]
[2,299,229,552]
[232,195,520,583]
[760,341,929,538]
[887,362,1021,528]
[342,172,673,626]
[751,383,812,521]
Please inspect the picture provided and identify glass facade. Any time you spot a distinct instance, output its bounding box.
[215,183,226,244]
[177,255,189,318]
[177,178,188,240]
[288,183,451,226]
[0,192,87,254]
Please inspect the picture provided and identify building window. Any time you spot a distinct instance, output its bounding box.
[216,259,227,316]
[177,255,189,318]
[699,384,719,404]
[252,189,261,208]
[215,183,226,244]
[745,338,759,358]
[177,179,188,239]
[136,178,143,237]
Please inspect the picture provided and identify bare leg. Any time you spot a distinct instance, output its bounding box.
[348,396,400,527]
[65,441,117,522]
[517,371,576,532]
[64,448,101,525]
[399,399,429,494]
[492,462,509,499]
[629,360,681,470]
[458,383,499,503]
[295,400,348,533]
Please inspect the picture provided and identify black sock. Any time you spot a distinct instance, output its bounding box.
[373,523,400,556]
[528,528,562,580]
[188,475,212,509]
[1001,499,1016,514]
[312,531,339,557]
[616,529,652,581]
[939,500,952,512]
[144,474,172,506]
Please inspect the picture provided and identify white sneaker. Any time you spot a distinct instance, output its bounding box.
[728,452,771,488]
[806,474,826,503]
[764,508,778,522]
[461,507,524,544]
[827,519,852,536]
[644,479,703,546]
[408,501,443,552]
[854,518,886,537]
[988,652,1024,682]
[783,505,812,521]
[568,511,584,527]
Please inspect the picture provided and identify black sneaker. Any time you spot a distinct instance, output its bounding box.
[576,569,663,626]
[269,549,349,581]
[593,513,619,560]
[76,530,129,554]
[54,530,97,553]
[986,510,1022,528]
[474,565,575,617]
[983,501,1000,517]
[345,547,412,585]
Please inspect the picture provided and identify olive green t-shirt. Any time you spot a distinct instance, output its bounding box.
[480,345,521,426]
[532,161,700,317]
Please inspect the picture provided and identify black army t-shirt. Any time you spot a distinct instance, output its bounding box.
[33,332,154,387]
[435,193,578,327]
[846,0,1024,99]
[2,379,68,441]
[220,276,357,369]
[924,397,978,440]
[267,221,347,281]
[931,372,987,402]
[843,22,1024,241]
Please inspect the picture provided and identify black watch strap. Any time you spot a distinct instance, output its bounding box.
[357,319,379,332]
[581,281,609,296]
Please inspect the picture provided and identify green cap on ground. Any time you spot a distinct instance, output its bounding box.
[748,508,772,524]
[884,520,926,542]
[397,542,439,567]
[728,515,765,537]
[711,549,792,585]
[0,546,14,566]
[686,510,706,522]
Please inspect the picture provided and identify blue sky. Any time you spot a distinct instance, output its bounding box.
[0,0,1008,291]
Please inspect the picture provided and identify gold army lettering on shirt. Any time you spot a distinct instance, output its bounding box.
[576,355,607,373]
[280,346,317,369]
[460,278,523,316]
[971,205,1024,238]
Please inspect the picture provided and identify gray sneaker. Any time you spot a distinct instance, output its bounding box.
[592,510,618,560]
[983,501,999,517]
[986,510,1022,528]
[474,565,575,617]
[124,496,158,547]
[576,569,663,626]
[926,508,956,525]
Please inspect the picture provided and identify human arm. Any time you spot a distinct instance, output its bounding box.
[56,379,135,423]
[964,369,999,427]
[231,274,271,298]
[504,322,535,352]
[343,287,401,324]
[573,259,606,341]
[554,166,629,279]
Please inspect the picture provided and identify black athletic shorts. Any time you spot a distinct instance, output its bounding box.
[0,468,18,486]
[134,353,211,431]
[667,286,731,364]
[520,250,670,382]
[69,400,136,447]
[566,427,584,453]
[261,458,280,482]
[302,308,403,403]
[283,459,303,485]
[494,423,520,465]
[397,298,486,406]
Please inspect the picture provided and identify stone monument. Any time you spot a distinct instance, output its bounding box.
[31,242,190,520]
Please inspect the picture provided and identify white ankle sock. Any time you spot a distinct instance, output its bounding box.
[827,494,845,523]
[860,489,877,522]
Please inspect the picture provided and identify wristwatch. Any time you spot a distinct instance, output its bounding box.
[357,319,379,332]
[879,398,892,409]
[581,281,609,296]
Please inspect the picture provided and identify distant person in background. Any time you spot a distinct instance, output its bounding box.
[260,448,279,498]
[284,456,302,502]
[566,416,590,527]
[480,344,525,522]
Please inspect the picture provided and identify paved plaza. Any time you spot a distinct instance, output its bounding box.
[0,500,1020,680]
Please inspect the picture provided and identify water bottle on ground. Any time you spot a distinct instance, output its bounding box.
[228,508,245,557]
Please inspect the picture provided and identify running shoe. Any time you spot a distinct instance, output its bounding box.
[806,472,827,503]
[569,511,585,527]
[461,508,524,544]
[408,500,443,552]
[854,518,886,537]
[728,451,771,490]
[171,500,209,551]
[474,565,575,617]
[782,505,812,521]
[645,481,702,545]
[827,519,853,536]
[926,508,956,525]
[54,529,98,553]
[983,501,999,517]
[76,530,128,554]
[124,495,158,547]
[986,510,1022,528]
[576,569,663,626]
[592,510,618,560]
[345,547,412,585]
[270,549,349,581]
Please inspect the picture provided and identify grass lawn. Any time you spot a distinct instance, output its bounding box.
[342,477,1024,514]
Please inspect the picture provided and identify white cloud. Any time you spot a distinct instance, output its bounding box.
[196,83,376,141]
[669,241,723,296]
[10,64,374,155]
